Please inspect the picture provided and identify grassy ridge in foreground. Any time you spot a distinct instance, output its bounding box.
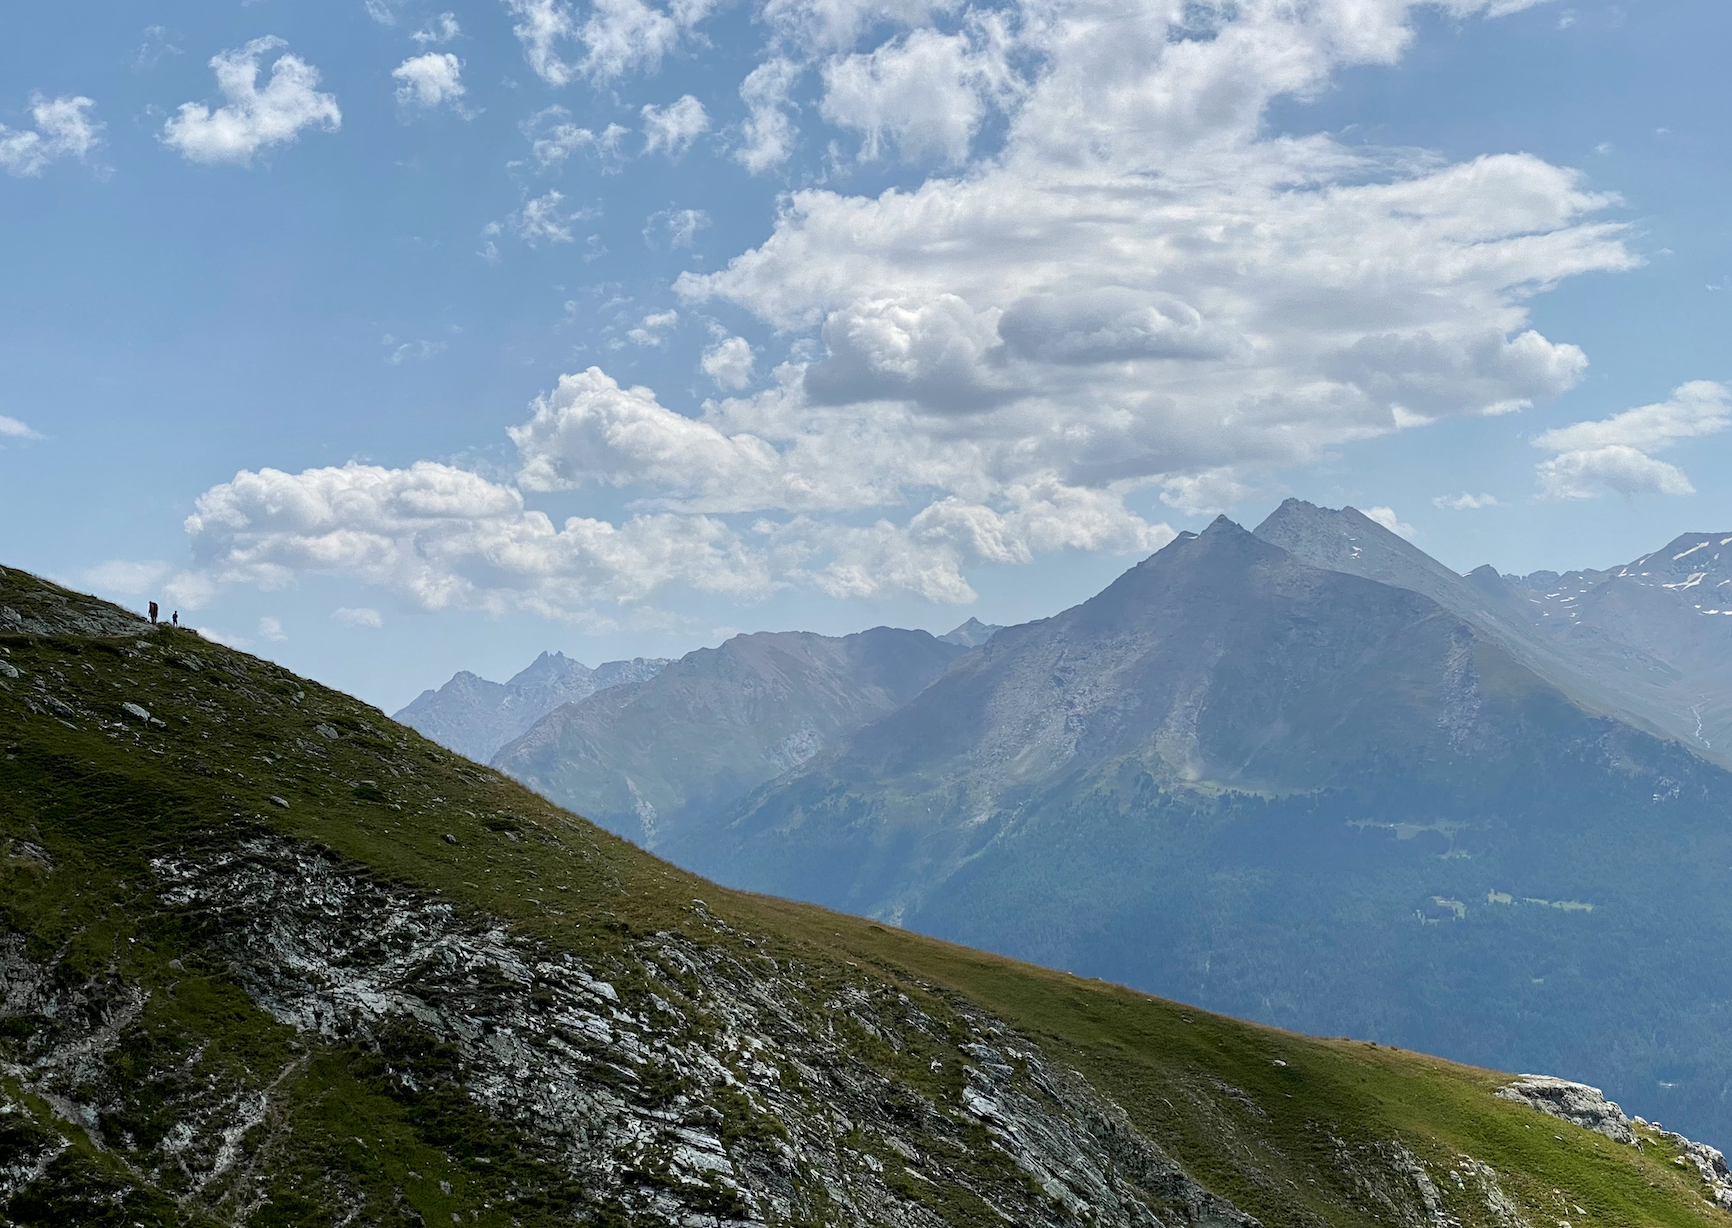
[0,564,1724,1228]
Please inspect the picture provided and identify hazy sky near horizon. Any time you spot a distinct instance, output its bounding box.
[3,0,1730,709]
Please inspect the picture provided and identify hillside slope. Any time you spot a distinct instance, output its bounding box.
[492,628,966,849]
[674,519,1732,1144]
[4,566,1729,1227]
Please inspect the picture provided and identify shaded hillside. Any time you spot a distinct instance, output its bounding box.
[1255,500,1732,766]
[394,651,667,763]
[7,565,1731,1228]
[676,519,1732,1143]
[492,628,966,849]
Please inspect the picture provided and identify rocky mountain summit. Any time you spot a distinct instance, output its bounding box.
[937,618,1002,647]
[395,651,668,763]
[6,563,1730,1227]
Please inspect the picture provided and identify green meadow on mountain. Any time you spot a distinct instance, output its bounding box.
[9,567,1732,1227]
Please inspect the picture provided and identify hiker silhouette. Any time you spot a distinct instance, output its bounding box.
[149,601,158,624]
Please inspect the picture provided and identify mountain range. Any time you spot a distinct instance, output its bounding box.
[394,650,668,763]
[14,565,1724,1226]
[491,627,968,850]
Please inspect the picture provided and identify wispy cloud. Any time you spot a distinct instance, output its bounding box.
[0,93,103,177]
[332,606,384,628]
[1433,492,1499,510]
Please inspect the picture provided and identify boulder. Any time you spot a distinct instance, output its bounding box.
[1495,1076,1634,1144]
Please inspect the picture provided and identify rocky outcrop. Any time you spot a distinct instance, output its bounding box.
[1495,1076,1635,1143]
[1498,1075,1732,1210]
[141,834,1254,1228]
[0,566,146,638]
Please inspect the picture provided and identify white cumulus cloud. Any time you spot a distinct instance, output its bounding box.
[628,309,680,346]
[183,458,773,624]
[522,107,627,171]
[679,0,1632,519]
[412,13,462,43]
[0,93,104,177]
[645,207,709,249]
[170,0,1664,625]
[510,190,583,245]
[1534,381,1731,499]
[642,95,709,157]
[258,615,288,641]
[702,336,755,389]
[734,58,801,174]
[820,25,1011,163]
[1364,506,1416,539]
[162,37,340,165]
[504,0,716,86]
[393,53,466,112]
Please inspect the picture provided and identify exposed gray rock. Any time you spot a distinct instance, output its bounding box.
[145,835,1262,1228]
[120,702,150,722]
[0,573,145,638]
[1678,1139,1732,1210]
[1495,1075,1634,1143]
[1498,1074,1732,1209]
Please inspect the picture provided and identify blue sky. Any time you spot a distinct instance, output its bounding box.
[2,0,1728,710]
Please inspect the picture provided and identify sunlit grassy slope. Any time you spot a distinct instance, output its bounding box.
[1,563,1725,1228]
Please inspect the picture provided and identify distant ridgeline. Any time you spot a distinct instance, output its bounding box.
[394,651,669,763]
[18,564,1730,1227]
[441,505,1732,1146]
